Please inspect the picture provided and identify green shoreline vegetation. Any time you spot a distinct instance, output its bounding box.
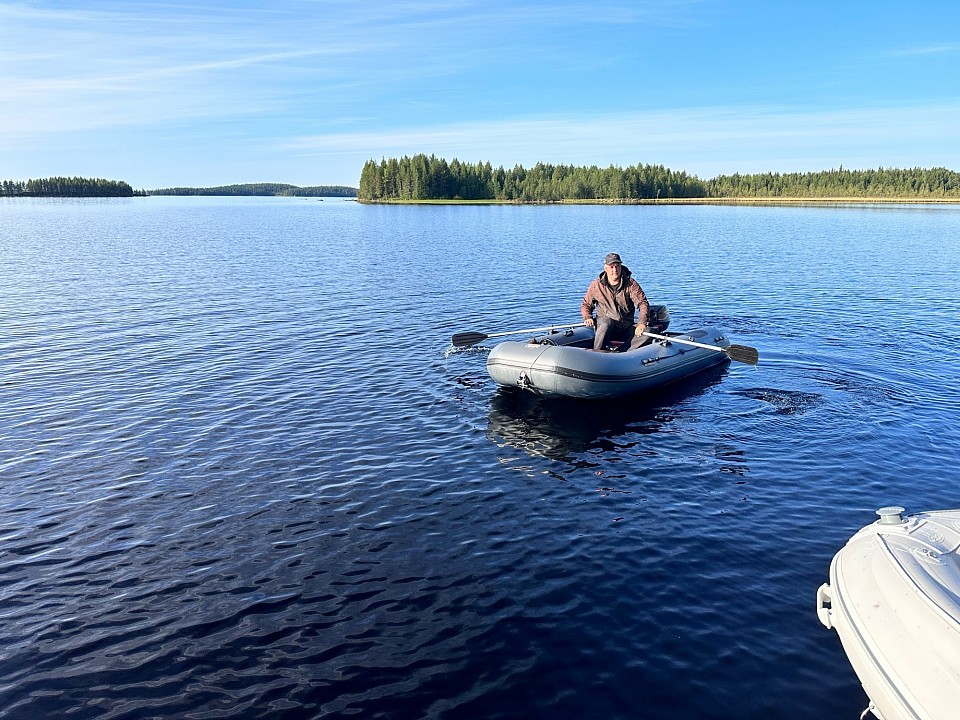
[6,165,958,203]
[359,155,960,203]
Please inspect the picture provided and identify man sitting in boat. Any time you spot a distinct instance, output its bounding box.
[581,252,651,352]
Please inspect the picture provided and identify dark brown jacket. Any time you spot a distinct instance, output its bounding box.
[581,266,649,326]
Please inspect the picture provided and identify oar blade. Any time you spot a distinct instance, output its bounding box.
[726,344,759,365]
[451,331,489,348]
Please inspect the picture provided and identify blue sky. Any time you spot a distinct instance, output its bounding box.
[2,0,958,188]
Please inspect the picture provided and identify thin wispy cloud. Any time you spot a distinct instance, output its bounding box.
[889,44,960,57]
[0,2,382,136]
[3,48,352,100]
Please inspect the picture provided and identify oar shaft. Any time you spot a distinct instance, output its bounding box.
[642,330,724,352]
[452,323,582,347]
[643,330,759,365]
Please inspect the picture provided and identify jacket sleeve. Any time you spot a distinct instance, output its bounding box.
[629,281,650,324]
[581,281,597,321]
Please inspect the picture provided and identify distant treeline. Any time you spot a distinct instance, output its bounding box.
[359,155,960,201]
[149,183,357,197]
[1,177,140,197]
[707,167,960,198]
[360,156,704,201]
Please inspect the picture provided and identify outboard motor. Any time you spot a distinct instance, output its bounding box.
[647,304,670,333]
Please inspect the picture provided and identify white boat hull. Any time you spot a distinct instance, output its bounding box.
[817,507,960,720]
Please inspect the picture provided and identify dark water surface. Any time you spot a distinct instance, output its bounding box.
[1,197,958,719]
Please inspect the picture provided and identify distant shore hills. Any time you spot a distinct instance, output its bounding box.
[0,178,358,198]
[149,183,358,197]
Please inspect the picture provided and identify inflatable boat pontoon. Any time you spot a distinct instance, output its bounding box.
[485,307,733,399]
[817,506,960,720]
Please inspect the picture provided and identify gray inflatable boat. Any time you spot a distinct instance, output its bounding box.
[486,319,732,400]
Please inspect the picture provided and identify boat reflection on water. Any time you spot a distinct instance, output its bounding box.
[485,364,729,462]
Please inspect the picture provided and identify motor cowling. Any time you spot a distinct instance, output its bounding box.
[647,304,670,333]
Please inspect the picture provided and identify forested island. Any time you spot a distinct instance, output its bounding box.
[1,177,141,197]
[149,183,357,197]
[358,155,960,203]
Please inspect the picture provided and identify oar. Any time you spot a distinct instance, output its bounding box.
[451,323,581,348]
[642,330,759,365]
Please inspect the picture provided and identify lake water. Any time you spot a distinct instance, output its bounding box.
[1,196,958,719]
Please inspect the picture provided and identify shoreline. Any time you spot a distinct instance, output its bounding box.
[358,196,960,206]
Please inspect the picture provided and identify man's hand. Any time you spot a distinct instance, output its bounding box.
[584,317,595,328]
[634,324,647,337]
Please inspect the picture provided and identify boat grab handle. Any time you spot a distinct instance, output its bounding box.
[816,583,833,629]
